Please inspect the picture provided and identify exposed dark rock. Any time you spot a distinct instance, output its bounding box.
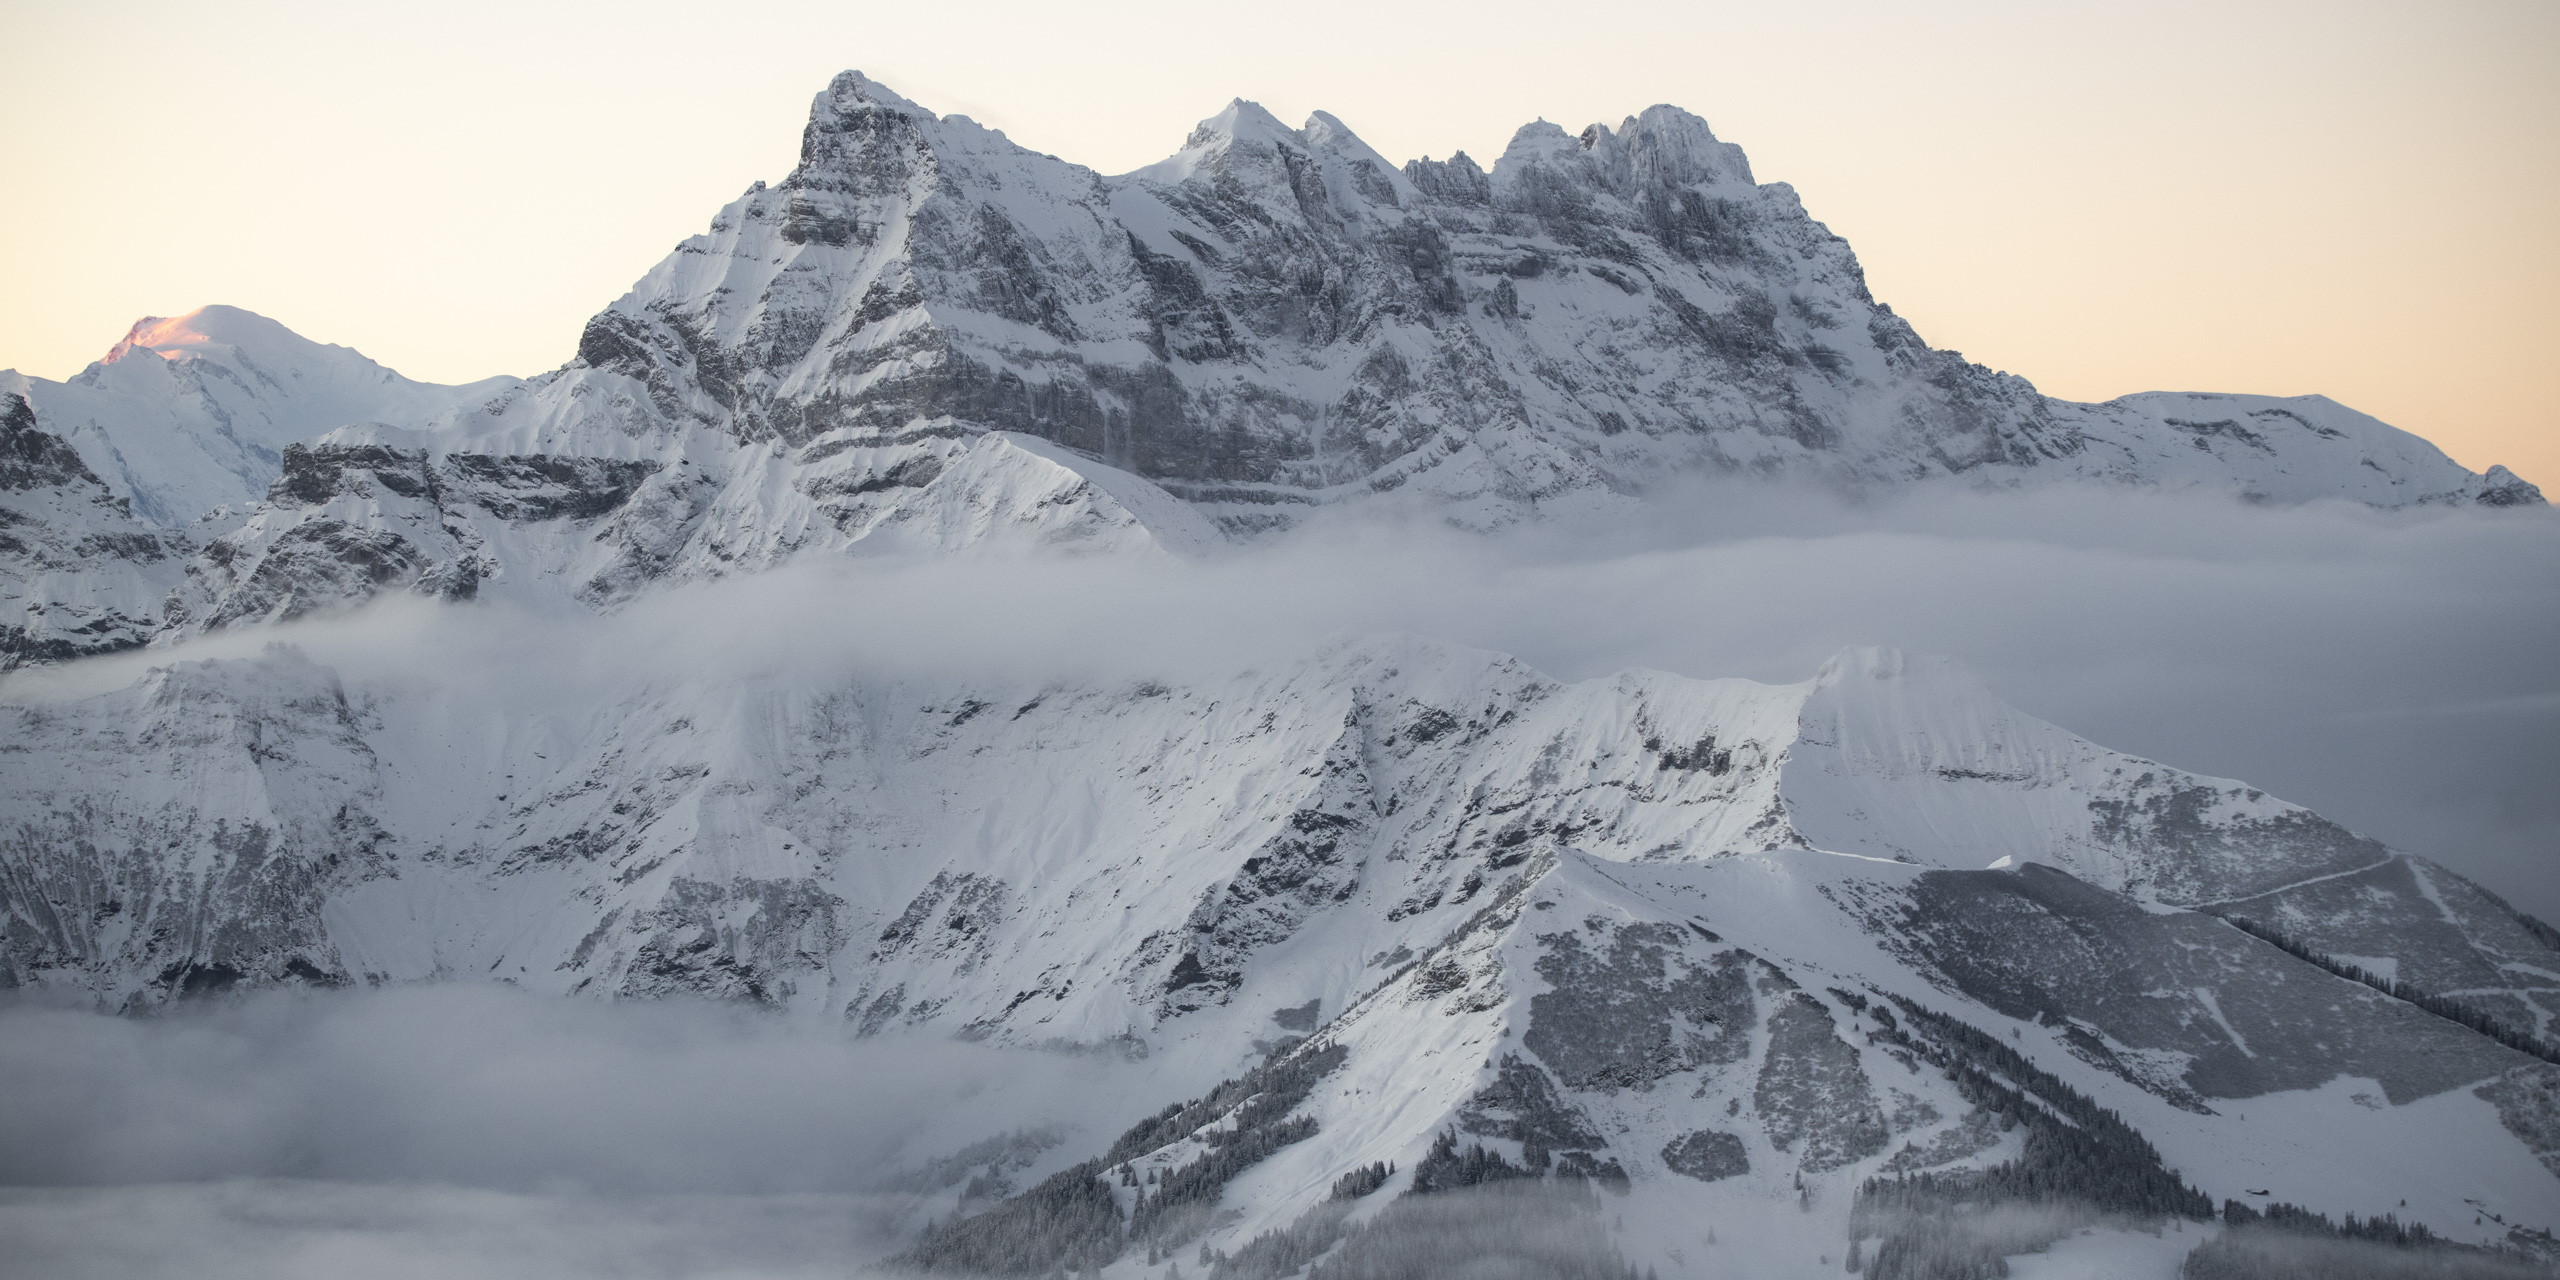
[1524,923,1755,1089]
[1659,1129,1749,1181]
[1753,993,1886,1172]
[1887,864,2526,1104]
[1460,1053,1608,1149]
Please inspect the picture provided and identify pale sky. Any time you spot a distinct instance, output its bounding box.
[3,0,2553,484]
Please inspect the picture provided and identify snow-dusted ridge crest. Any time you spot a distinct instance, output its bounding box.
[2,69,2546,668]
[5,633,2557,1263]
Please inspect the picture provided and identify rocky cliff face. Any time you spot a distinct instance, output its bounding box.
[0,393,188,668]
[544,73,2533,534]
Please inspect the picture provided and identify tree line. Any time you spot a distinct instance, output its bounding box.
[889,1043,1347,1275]
[1851,994,2214,1280]
[1207,1179,1650,1280]
[2219,915,2560,1067]
[2183,1200,2551,1280]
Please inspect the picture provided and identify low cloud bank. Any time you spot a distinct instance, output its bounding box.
[0,985,1129,1192]
[2183,1224,2552,1279]
[0,985,1185,1277]
[0,1181,875,1280]
[12,480,2545,915]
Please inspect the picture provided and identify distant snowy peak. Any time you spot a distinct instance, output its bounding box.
[1127,97,1299,186]
[2075,391,2541,508]
[99,305,348,371]
[2,305,520,526]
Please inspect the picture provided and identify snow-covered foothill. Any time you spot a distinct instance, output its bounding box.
[4,633,2553,1273]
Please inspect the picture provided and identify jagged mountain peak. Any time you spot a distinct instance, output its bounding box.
[1120,97,1284,187]
[1490,116,1587,172]
[813,68,929,118]
[0,390,185,668]
[777,68,1097,216]
[0,391,99,490]
[1187,97,1299,149]
[1124,95,1414,211]
[560,68,2534,526]
[1587,102,1757,191]
[7,71,2538,672]
[1491,104,1756,204]
[786,70,960,193]
[2480,463,2546,505]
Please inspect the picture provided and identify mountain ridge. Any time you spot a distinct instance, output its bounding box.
[4,632,2553,1265]
[0,72,2542,667]
[3,68,2557,1278]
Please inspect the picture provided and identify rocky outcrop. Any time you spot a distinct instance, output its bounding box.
[0,393,187,669]
[158,423,1220,633]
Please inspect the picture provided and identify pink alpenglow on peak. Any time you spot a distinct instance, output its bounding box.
[3,306,520,526]
[99,305,320,367]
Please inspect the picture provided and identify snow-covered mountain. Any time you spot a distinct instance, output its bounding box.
[159,423,1220,635]
[4,68,2557,1279]
[7,71,2546,661]
[541,72,2536,532]
[4,635,2553,1269]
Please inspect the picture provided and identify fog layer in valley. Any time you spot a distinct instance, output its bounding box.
[0,985,1150,1278]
